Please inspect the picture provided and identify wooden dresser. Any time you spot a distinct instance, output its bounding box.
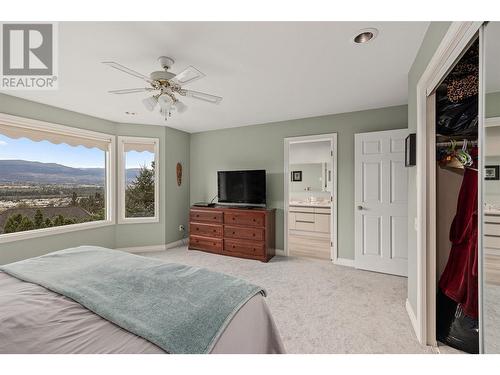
[189,206,276,262]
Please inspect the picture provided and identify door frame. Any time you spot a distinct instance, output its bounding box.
[283,133,338,262]
[415,21,483,347]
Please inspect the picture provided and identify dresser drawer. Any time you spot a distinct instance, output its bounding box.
[224,225,265,241]
[190,209,223,224]
[224,211,265,227]
[224,239,265,257]
[189,235,222,253]
[190,223,223,238]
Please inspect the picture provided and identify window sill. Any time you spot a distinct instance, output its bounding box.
[0,220,115,244]
[117,217,160,225]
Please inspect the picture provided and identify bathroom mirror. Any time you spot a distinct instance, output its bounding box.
[483,21,500,353]
[289,162,332,193]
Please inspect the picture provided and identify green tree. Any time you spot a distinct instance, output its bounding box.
[52,215,65,227]
[34,209,44,229]
[4,214,23,233]
[17,216,34,232]
[125,162,155,217]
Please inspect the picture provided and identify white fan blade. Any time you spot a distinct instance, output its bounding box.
[170,66,205,86]
[108,88,152,94]
[102,61,152,83]
[182,90,222,104]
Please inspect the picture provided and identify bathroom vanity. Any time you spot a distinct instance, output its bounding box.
[288,201,331,260]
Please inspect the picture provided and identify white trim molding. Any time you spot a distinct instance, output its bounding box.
[117,244,167,253]
[117,239,187,253]
[405,298,419,338]
[335,257,355,268]
[415,21,482,346]
[485,116,500,127]
[117,136,160,224]
[0,112,116,244]
[0,220,114,244]
[275,248,285,257]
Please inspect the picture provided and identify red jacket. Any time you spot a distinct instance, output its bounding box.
[438,149,478,319]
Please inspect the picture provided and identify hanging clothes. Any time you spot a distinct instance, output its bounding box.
[438,147,478,319]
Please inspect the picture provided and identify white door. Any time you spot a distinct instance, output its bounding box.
[354,129,409,276]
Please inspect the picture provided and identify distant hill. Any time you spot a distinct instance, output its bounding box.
[0,160,140,185]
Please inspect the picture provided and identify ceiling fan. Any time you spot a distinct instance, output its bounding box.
[103,56,222,121]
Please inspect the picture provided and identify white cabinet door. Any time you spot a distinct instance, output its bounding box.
[354,129,409,276]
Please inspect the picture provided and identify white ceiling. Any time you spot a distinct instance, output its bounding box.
[5,22,429,133]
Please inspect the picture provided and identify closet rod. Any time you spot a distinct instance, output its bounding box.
[436,140,478,147]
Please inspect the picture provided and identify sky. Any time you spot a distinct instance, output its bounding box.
[0,134,153,169]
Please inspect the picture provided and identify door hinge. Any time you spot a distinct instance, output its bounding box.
[330,196,333,202]
[330,241,333,247]
[331,150,333,156]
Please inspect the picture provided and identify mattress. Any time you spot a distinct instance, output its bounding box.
[0,271,284,354]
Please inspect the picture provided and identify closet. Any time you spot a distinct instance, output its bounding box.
[434,39,479,353]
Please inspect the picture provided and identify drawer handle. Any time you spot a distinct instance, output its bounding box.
[253,219,256,222]
[196,228,199,231]
[213,229,217,233]
[232,245,236,248]
[232,232,236,235]
[296,220,314,223]
[252,233,255,236]
[232,217,235,220]
[196,214,200,217]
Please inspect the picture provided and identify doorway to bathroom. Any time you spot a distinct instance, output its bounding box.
[284,134,337,261]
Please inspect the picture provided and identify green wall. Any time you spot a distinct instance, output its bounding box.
[0,94,190,265]
[486,91,500,118]
[407,22,451,312]
[190,105,408,259]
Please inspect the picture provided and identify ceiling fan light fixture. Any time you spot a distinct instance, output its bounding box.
[173,101,187,113]
[105,56,223,121]
[353,28,378,44]
[142,96,158,112]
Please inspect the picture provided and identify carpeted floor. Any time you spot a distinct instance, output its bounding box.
[142,246,432,354]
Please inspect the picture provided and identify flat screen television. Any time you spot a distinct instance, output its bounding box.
[217,170,266,206]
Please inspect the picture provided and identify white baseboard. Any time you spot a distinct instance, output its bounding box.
[334,257,355,267]
[117,244,167,253]
[405,298,419,338]
[165,239,187,249]
[275,249,285,256]
[117,239,187,254]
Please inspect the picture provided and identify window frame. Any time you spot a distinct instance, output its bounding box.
[117,136,160,224]
[0,113,116,244]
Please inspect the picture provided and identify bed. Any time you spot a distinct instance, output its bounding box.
[0,247,284,354]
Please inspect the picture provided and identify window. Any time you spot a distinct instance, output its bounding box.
[118,137,159,223]
[0,113,115,243]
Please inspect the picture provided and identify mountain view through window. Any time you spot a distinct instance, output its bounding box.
[0,133,109,235]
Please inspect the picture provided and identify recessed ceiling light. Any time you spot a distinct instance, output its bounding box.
[353,28,378,44]
[125,111,136,115]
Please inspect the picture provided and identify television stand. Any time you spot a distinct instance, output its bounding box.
[189,206,276,262]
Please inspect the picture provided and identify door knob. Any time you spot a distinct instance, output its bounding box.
[357,205,364,211]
